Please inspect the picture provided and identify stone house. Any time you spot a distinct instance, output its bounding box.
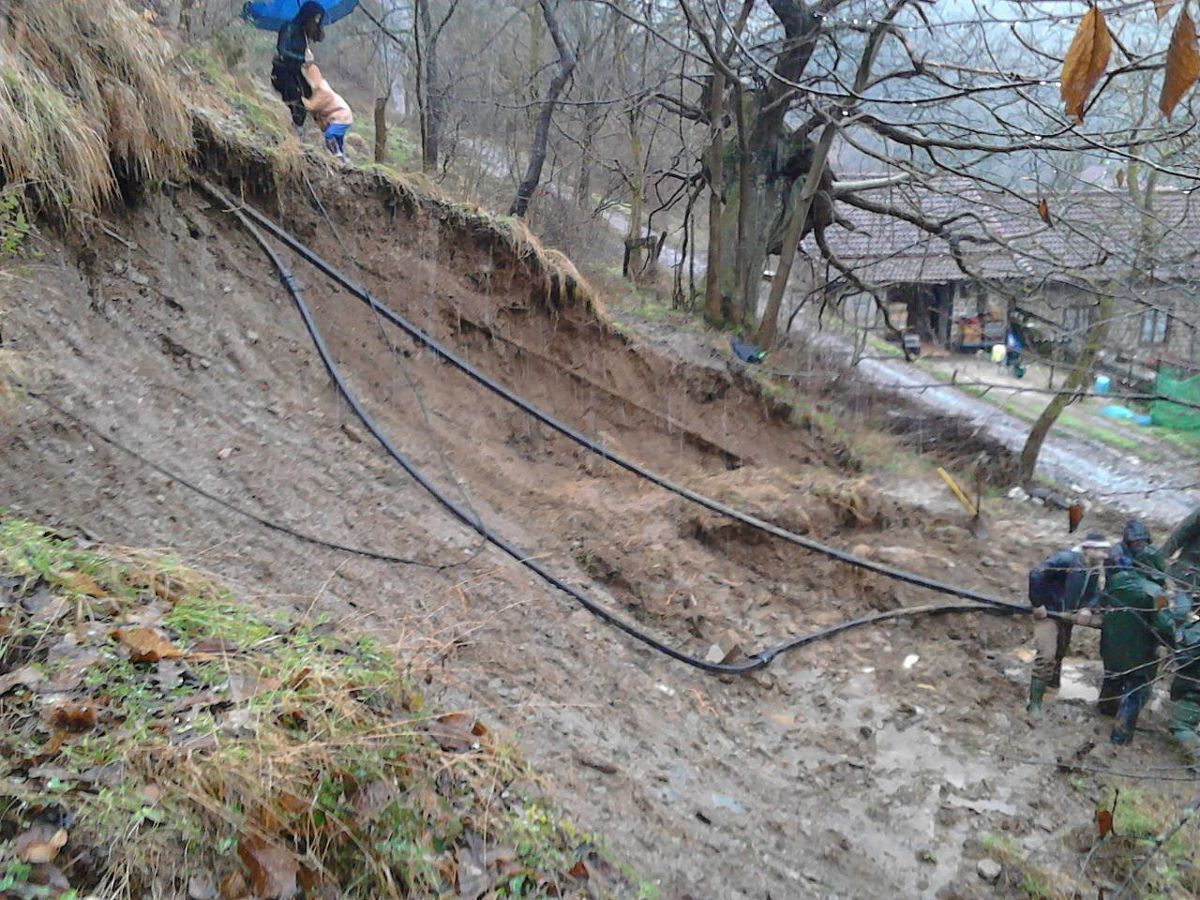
[801,178,1200,375]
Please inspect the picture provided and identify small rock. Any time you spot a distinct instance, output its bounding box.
[187,874,217,900]
[199,358,211,369]
[341,423,364,444]
[128,270,150,286]
[977,858,1002,883]
[1006,486,1029,502]
[980,556,997,568]
[704,644,725,665]
[216,447,234,460]
[246,330,260,343]
[711,793,744,814]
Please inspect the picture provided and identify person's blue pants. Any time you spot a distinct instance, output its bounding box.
[324,123,350,156]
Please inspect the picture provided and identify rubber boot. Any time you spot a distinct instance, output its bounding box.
[1027,675,1048,719]
[1111,685,1145,745]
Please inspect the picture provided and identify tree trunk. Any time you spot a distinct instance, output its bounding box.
[686,0,819,329]
[702,72,729,324]
[509,0,575,218]
[622,111,647,280]
[710,130,812,328]
[374,94,389,164]
[756,122,838,347]
[575,104,598,208]
[414,0,441,173]
[1017,295,1114,486]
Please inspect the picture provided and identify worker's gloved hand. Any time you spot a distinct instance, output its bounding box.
[1075,608,1094,626]
[1032,605,1048,620]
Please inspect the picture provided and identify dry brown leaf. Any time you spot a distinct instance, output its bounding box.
[1116,168,1126,187]
[113,626,186,663]
[296,870,340,900]
[237,836,299,899]
[0,664,44,696]
[1038,198,1052,226]
[1158,0,1176,21]
[191,636,240,654]
[1160,9,1200,118]
[57,570,106,597]
[48,700,99,732]
[568,860,589,880]
[14,826,68,864]
[219,870,250,900]
[428,712,490,752]
[1061,6,1112,122]
[1097,807,1115,837]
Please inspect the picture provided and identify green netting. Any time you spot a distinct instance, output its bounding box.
[1152,367,1200,431]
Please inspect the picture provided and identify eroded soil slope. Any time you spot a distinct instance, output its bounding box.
[1,170,1189,898]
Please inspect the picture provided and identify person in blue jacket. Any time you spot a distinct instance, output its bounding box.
[271,2,325,130]
[1026,533,1110,717]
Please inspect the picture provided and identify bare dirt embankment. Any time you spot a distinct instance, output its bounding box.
[3,144,1198,897]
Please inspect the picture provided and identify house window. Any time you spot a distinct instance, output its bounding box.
[1140,308,1169,345]
[1063,305,1094,335]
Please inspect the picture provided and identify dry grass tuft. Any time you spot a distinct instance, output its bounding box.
[0,0,193,221]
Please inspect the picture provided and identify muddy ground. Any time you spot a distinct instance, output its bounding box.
[1,170,1194,898]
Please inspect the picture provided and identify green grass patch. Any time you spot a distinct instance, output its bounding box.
[0,513,634,897]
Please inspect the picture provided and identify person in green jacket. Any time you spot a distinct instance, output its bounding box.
[1118,520,1168,585]
[1162,595,1200,766]
[1098,547,1171,745]
[1162,506,1200,597]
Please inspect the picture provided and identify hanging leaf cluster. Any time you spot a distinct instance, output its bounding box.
[1060,3,1200,121]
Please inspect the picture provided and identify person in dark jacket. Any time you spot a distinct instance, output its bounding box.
[271,1,325,130]
[1026,533,1109,717]
[1098,547,1171,744]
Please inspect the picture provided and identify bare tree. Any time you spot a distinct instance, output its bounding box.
[413,0,461,172]
[509,0,576,218]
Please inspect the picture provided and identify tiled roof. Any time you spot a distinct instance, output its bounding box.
[805,177,1200,286]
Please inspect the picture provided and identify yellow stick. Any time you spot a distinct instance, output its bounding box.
[937,466,978,517]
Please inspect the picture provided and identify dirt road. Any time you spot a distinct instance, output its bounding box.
[850,351,1198,524]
